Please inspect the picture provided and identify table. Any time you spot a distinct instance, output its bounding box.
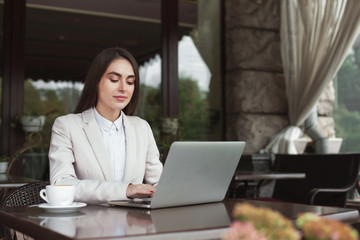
[0,199,358,240]
[232,171,306,199]
[0,174,38,201]
[234,171,306,181]
[0,174,37,188]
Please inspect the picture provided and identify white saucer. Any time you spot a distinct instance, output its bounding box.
[38,202,87,213]
[38,212,85,219]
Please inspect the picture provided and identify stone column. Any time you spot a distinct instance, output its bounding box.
[224,0,335,154]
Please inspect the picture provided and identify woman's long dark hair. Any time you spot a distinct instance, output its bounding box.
[74,47,140,115]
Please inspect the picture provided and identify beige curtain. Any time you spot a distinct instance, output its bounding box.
[264,0,360,154]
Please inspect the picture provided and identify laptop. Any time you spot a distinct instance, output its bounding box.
[108,141,246,209]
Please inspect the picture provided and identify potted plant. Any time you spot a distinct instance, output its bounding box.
[21,115,46,133]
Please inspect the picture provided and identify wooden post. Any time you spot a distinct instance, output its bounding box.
[161,0,178,117]
[2,0,26,155]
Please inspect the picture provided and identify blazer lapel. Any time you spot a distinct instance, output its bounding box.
[122,114,136,181]
[81,109,115,180]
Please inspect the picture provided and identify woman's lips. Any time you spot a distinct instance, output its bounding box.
[114,96,127,101]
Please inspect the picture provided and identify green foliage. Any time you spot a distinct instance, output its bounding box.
[21,80,82,149]
[137,84,162,140]
[334,44,360,152]
[24,79,46,116]
[138,77,210,156]
[178,77,209,140]
[56,87,82,113]
[333,104,360,153]
[337,54,360,111]
[40,89,68,145]
[3,76,208,159]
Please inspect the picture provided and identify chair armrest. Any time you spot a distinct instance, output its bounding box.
[308,183,356,207]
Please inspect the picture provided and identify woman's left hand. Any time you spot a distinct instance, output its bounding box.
[126,183,156,199]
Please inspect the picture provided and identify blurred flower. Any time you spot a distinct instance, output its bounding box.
[228,203,301,240]
[223,221,267,240]
[296,213,358,240]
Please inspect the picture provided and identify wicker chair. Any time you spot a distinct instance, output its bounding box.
[0,182,49,240]
[1,181,49,207]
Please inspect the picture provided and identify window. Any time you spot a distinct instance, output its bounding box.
[2,0,224,162]
[137,0,223,159]
[24,1,162,146]
[333,34,360,152]
[178,0,222,141]
[22,0,162,178]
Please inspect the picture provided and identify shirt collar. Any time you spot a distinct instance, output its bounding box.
[94,107,123,132]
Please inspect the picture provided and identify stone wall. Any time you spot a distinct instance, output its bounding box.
[224,0,335,154]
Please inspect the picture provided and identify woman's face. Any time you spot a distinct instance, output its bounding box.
[96,58,135,119]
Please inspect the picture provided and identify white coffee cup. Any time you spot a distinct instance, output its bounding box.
[40,185,76,206]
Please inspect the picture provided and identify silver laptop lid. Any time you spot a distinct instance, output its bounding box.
[149,141,245,208]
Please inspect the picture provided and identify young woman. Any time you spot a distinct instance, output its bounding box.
[49,47,163,204]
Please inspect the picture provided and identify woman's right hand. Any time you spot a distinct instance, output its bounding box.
[126,183,156,199]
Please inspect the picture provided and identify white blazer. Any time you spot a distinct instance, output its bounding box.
[49,108,163,204]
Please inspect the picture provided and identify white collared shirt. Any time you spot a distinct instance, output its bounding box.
[94,107,126,181]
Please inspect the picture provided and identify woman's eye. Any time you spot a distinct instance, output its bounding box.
[127,81,134,85]
[110,79,118,83]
